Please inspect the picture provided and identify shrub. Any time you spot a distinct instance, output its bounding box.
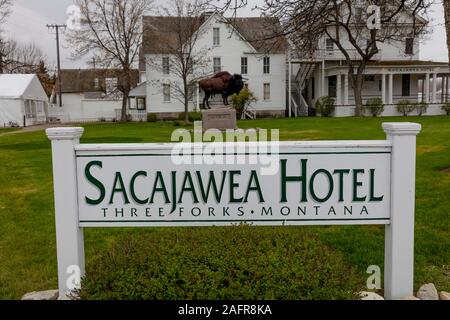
[415,102,428,116]
[78,226,363,300]
[442,103,450,115]
[315,96,335,117]
[178,112,202,122]
[173,120,185,127]
[147,113,157,122]
[230,88,257,119]
[396,100,416,116]
[364,98,384,117]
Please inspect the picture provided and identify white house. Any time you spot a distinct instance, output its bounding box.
[289,6,450,117]
[49,69,140,123]
[0,74,49,127]
[140,12,288,119]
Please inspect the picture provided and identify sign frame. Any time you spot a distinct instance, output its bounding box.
[46,122,421,300]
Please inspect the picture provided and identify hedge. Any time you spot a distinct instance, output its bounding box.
[78,226,363,300]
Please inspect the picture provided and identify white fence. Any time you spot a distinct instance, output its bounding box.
[48,99,121,123]
[115,109,147,122]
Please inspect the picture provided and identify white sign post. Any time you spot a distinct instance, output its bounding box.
[46,122,421,300]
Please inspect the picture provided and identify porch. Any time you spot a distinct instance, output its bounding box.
[290,60,450,117]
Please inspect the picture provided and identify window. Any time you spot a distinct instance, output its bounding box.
[402,74,411,97]
[163,84,171,102]
[263,57,270,74]
[94,78,100,89]
[162,57,170,75]
[326,38,334,52]
[137,98,146,110]
[213,27,220,46]
[241,57,248,74]
[263,83,270,100]
[405,38,414,55]
[244,83,249,90]
[105,77,117,95]
[24,100,36,119]
[364,75,375,82]
[328,76,337,98]
[213,57,221,73]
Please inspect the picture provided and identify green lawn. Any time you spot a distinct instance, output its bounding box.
[0,116,449,299]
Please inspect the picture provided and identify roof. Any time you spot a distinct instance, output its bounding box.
[56,69,140,94]
[366,60,449,66]
[0,74,35,99]
[142,13,288,56]
[129,81,147,97]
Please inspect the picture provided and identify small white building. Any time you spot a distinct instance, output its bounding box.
[140,12,288,119]
[0,74,49,127]
[49,69,140,123]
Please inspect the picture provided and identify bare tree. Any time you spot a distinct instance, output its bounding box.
[0,40,47,73]
[146,0,211,122]
[0,0,10,26]
[250,0,430,116]
[0,40,47,74]
[0,0,11,73]
[68,0,153,121]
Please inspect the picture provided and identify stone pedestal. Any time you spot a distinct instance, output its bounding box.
[202,107,237,131]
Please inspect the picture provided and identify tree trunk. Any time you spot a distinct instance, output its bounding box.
[121,69,131,122]
[121,92,129,122]
[350,72,364,116]
[184,78,189,123]
[353,73,363,117]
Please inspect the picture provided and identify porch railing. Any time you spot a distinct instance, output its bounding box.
[116,109,147,122]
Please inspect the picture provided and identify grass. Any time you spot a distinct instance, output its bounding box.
[0,116,449,299]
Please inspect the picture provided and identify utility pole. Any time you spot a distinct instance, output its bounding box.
[47,24,67,107]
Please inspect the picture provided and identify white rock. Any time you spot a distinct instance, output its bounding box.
[416,283,439,300]
[21,290,59,300]
[401,295,420,300]
[359,291,385,300]
[439,291,450,300]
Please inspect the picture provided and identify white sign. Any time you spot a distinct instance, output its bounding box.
[47,122,421,300]
[76,143,391,227]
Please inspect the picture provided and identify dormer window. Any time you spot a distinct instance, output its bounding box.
[326,38,334,52]
[213,27,220,46]
[405,38,414,55]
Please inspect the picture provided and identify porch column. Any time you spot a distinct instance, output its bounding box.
[336,74,342,105]
[196,83,200,112]
[388,73,394,105]
[344,73,349,105]
[432,73,437,103]
[441,76,445,103]
[424,73,430,103]
[444,75,449,103]
[381,73,386,105]
[288,59,292,117]
[322,60,326,97]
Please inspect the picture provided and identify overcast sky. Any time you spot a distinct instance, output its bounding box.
[2,0,448,72]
